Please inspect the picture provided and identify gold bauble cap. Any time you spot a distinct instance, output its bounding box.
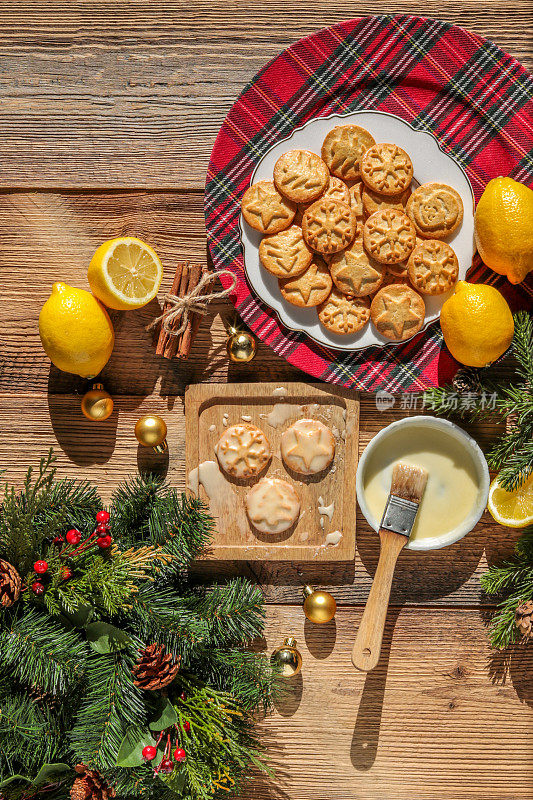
[303,585,337,624]
[134,414,168,452]
[80,383,114,422]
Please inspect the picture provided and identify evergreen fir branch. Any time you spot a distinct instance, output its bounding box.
[190,579,267,648]
[0,691,62,781]
[512,309,533,384]
[0,609,87,696]
[490,440,533,491]
[197,648,279,713]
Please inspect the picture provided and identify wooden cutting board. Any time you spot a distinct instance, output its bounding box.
[185,382,359,561]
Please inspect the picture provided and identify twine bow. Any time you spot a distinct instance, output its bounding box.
[148,269,237,338]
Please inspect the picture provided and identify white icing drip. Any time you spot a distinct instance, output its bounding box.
[318,495,324,506]
[208,424,216,433]
[193,460,248,535]
[326,530,342,546]
[187,467,199,494]
[342,409,347,421]
[318,501,335,521]
[266,403,297,428]
[332,426,340,439]
[300,530,309,541]
[241,414,252,422]
[320,518,324,529]
[222,414,229,427]
[272,386,287,396]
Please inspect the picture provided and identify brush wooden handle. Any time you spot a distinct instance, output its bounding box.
[351,529,407,672]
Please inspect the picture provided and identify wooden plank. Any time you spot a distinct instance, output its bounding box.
[185,382,359,561]
[0,391,516,606]
[0,3,530,188]
[254,605,533,800]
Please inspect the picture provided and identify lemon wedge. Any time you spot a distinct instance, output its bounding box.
[88,237,163,310]
[487,473,533,528]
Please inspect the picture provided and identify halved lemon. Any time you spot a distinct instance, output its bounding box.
[487,473,533,528]
[88,237,163,310]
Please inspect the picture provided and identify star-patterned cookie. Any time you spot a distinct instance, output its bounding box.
[215,423,271,479]
[362,185,411,217]
[370,284,426,341]
[278,258,332,307]
[406,182,464,239]
[273,149,330,204]
[245,477,300,534]
[363,209,417,265]
[318,288,371,335]
[329,238,385,297]
[407,239,459,295]
[321,125,376,180]
[360,143,414,196]
[241,180,296,234]
[259,225,314,279]
[281,418,336,475]
[302,198,357,254]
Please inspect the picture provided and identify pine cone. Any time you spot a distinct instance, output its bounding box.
[0,559,21,607]
[132,643,180,690]
[515,600,533,639]
[452,367,482,394]
[28,683,59,711]
[70,764,115,800]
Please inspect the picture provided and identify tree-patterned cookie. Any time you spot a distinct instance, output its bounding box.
[302,198,357,254]
[406,182,464,239]
[273,149,329,204]
[321,125,376,180]
[407,239,459,295]
[278,258,332,308]
[241,180,296,234]
[329,239,385,297]
[370,284,426,341]
[360,143,413,196]
[245,477,300,534]
[318,288,371,335]
[215,423,271,479]
[363,209,417,264]
[259,225,313,279]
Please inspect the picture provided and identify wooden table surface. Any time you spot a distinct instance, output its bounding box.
[0,4,531,799]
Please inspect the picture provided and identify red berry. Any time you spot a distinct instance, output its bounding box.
[33,560,48,574]
[32,581,44,596]
[158,758,174,774]
[60,567,72,581]
[53,536,64,547]
[179,691,187,701]
[96,510,110,524]
[66,529,81,545]
[96,522,109,534]
[182,720,190,733]
[142,746,157,762]
[173,747,186,762]
[97,535,112,549]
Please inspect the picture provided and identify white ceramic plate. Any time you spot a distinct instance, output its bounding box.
[239,110,475,352]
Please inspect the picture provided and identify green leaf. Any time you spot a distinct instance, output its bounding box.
[0,775,31,788]
[85,621,132,653]
[158,768,187,795]
[61,601,94,628]
[116,726,156,767]
[149,698,178,731]
[33,763,71,786]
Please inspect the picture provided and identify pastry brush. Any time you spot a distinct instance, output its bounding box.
[352,461,428,672]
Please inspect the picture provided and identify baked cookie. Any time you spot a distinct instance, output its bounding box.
[363,209,417,265]
[245,477,300,534]
[318,288,371,335]
[294,176,351,225]
[349,181,364,221]
[259,225,313,279]
[386,261,409,278]
[329,239,384,297]
[362,185,411,217]
[281,419,335,475]
[302,198,357,254]
[407,239,459,295]
[380,270,409,288]
[279,258,332,307]
[273,149,329,204]
[215,423,271,479]
[241,180,296,234]
[406,182,464,239]
[321,125,376,180]
[370,284,425,341]
[360,143,413,196]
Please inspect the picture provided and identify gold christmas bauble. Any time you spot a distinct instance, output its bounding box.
[226,329,256,363]
[80,383,114,422]
[303,585,336,624]
[270,637,302,678]
[134,415,168,453]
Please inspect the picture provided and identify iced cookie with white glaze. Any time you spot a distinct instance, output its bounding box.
[245,477,300,534]
[215,423,271,479]
[281,418,336,475]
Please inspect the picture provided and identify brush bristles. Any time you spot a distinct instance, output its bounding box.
[390,461,428,504]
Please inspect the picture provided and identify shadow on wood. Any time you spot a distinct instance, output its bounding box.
[304,616,336,659]
[273,671,303,718]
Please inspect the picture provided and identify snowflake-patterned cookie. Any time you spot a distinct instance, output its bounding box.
[215,423,271,479]
[245,477,300,534]
[278,258,332,307]
[407,239,459,295]
[329,238,385,297]
[370,284,426,341]
[360,143,413,196]
[363,209,417,265]
[318,288,371,336]
[273,149,330,204]
[241,180,296,234]
[321,125,376,180]
[302,198,357,254]
[259,225,314,278]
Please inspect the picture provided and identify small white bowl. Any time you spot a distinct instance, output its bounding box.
[356,416,490,551]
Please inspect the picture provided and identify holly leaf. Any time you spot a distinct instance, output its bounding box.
[158,768,187,795]
[116,727,156,767]
[61,602,94,628]
[149,697,178,731]
[33,763,71,786]
[0,775,31,788]
[85,621,132,653]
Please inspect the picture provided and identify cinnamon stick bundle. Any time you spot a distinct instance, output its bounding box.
[156,261,207,359]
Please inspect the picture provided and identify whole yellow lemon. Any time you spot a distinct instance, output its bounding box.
[440,281,514,367]
[39,282,115,377]
[474,177,533,284]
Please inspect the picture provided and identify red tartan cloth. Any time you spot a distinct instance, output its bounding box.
[205,15,533,392]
